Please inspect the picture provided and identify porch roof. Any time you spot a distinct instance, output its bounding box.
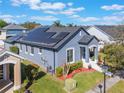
[78,35,98,45]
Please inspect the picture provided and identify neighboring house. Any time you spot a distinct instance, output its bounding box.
[2,24,27,38]
[5,26,100,72]
[0,24,27,47]
[86,26,117,50]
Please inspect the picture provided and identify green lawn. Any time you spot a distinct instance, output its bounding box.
[15,60,103,93]
[107,80,124,93]
[29,71,103,93]
[73,72,103,93]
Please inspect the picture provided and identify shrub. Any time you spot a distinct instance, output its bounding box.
[10,46,19,54]
[56,67,63,77]
[69,61,83,74]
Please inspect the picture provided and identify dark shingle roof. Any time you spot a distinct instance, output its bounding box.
[5,26,89,51]
[95,25,124,39]
[78,35,94,45]
[3,24,27,30]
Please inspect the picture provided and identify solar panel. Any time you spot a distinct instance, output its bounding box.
[54,32,69,40]
[8,35,23,42]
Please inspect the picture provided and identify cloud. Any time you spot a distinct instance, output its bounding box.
[0,14,27,23]
[101,4,124,11]
[67,2,73,6]
[44,7,85,15]
[11,0,69,10]
[30,16,59,21]
[69,14,99,22]
[113,11,124,15]
[0,0,2,4]
[103,16,124,22]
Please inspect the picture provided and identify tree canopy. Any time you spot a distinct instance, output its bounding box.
[103,44,124,70]
[0,19,8,28]
[21,21,41,30]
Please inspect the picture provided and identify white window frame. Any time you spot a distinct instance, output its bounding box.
[66,48,75,63]
[38,48,42,54]
[25,45,28,54]
[20,44,22,52]
[30,46,34,56]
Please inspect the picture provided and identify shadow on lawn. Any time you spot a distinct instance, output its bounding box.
[25,71,46,90]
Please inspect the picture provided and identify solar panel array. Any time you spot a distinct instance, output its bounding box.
[16,27,71,47]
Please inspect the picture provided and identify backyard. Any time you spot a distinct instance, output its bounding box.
[15,60,103,93]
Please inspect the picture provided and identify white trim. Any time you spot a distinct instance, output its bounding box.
[30,53,34,56]
[66,47,75,64]
[0,60,17,65]
[89,44,97,48]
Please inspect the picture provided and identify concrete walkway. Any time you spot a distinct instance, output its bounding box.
[86,76,121,93]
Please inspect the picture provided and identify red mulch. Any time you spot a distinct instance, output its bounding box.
[59,68,95,80]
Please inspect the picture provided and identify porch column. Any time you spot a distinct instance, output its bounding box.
[14,61,21,90]
[95,47,98,63]
[85,46,89,63]
[3,64,10,80]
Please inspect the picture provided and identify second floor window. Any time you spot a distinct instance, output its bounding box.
[31,46,34,54]
[20,44,22,50]
[39,48,42,54]
[25,45,28,52]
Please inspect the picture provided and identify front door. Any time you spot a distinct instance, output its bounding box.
[80,47,85,61]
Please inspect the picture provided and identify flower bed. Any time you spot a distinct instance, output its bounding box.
[59,68,95,80]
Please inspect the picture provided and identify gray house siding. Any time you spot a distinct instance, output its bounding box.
[4,29,97,71]
[55,30,88,67]
[5,42,55,70]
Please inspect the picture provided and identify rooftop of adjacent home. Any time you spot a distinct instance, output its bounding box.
[2,24,27,30]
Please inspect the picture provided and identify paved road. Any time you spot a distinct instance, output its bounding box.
[86,76,121,93]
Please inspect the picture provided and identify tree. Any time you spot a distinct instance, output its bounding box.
[21,21,41,30]
[66,23,74,27]
[0,19,8,28]
[52,20,64,27]
[104,44,124,70]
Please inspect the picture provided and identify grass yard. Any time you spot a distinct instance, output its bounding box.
[15,60,103,93]
[73,72,103,93]
[107,80,124,93]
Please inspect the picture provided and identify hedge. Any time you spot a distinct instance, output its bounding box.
[10,46,19,54]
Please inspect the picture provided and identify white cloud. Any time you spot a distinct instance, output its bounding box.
[39,2,65,10]
[113,11,124,15]
[11,0,68,10]
[30,16,58,21]
[79,17,99,22]
[101,4,124,11]
[67,2,73,6]
[103,16,124,22]
[0,14,27,23]
[44,7,85,15]
[0,0,2,4]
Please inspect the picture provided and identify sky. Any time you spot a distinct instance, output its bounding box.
[0,0,124,25]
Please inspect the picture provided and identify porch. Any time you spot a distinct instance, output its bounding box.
[79,35,102,72]
[0,48,24,91]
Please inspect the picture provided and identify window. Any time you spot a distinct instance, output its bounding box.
[20,44,22,50]
[39,48,42,54]
[31,46,34,54]
[25,45,28,53]
[66,48,74,63]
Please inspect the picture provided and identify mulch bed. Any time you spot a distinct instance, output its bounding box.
[59,68,95,80]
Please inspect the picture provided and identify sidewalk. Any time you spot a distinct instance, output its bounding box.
[86,76,121,93]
